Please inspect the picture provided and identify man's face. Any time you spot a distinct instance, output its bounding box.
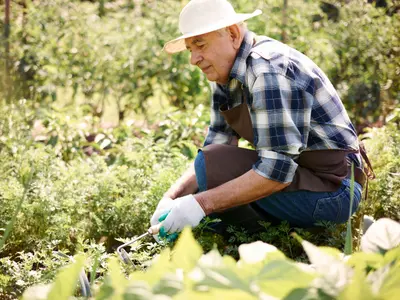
[185,29,238,85]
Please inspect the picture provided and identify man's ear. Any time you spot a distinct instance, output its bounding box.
[227,24,242,50]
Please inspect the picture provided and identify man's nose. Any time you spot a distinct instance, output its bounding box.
[190,51,202,66]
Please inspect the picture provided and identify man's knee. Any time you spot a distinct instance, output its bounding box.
[194,150,207,192]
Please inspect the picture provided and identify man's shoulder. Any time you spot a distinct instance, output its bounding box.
[245,35,321,91]
[250,36,290,59]
[246,36,291,78]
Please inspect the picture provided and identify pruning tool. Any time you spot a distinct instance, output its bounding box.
[116,211,178,265]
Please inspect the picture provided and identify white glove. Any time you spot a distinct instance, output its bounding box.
[150,197,175,227]
[161,194,206,234]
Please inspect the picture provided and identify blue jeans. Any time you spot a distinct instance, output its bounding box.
[194,151,362,231]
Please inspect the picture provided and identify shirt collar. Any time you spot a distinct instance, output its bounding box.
[229,31,255,85]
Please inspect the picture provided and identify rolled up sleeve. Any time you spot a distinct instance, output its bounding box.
[252,150,298,183]
[204,126,235,146]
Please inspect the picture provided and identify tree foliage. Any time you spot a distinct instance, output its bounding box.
[0,0,398,127]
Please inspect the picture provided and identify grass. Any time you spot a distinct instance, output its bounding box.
[0,168,33,251]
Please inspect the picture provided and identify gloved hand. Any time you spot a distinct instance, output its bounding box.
[161,194,206,234]
[157,212,179,242]
[150,197,174,227]
[150,197,175,243]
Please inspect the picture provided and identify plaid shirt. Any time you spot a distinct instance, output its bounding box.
[204,31,361,184]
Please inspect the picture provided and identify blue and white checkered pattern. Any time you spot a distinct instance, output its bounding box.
[204,31,361,184]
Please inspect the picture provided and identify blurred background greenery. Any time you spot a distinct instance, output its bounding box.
[0,0,399,298]
[1,0,399,129]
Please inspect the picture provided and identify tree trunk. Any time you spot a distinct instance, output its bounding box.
[99,0,105,17]
[282,0,288,43]
[4,0,11,103]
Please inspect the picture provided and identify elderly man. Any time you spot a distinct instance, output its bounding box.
[151,0,373,237]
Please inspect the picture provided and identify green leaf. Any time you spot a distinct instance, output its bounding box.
[301,241,344,265]
[344,163,355,255]
[22,284,52,300]
[283,288,310,300]
[197,248,224,269]
[171,227,203,273]
[338,266,375,300]
[46,254,85,300]
[152,272,184,297]
[195,249,253,294]
[95,283,115,300]
[345,252,384,270]
[96,257,128,300]
[129,248,172,287]
[383,246,400,266]
[90,252,100,286]
[367,264,391,295]
[300,240,352,297]
[238,241,286,264]
[122,281,154,300]
[99,138,112,149]
[108,257,128,295]
[378,262,400,299]
[174,289,257,300]
[316,247,343,259]
[130,249,183,297]
[0,167,33,250]
[256,260,315,298]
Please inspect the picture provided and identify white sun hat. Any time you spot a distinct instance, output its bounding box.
[163,0,262,54]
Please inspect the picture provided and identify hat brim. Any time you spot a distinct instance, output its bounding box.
[163,9,262,54]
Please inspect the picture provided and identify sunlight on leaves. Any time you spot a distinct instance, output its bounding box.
[377,261,400,299]
[345,252,384,270]
[108,257,128,294]
[122,282,154,299]
[197,248,224,268]
[256,260,315,299]
[171,227,203,273]
[361,218,400,254]
[338,266,374,300]
[238,241,285,264]
[46,254,85,300]
[129,248,172,287]
[174,288,258,300]
[22,284,52,300]
[96,257,128,300]
[367,263,391,295]
[383,246,400,266]
[300,240,353,297]
[195,249,253,295]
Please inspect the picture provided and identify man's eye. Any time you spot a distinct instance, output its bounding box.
[197,44,205,49]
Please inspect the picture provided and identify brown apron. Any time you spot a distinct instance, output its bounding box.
[202,102,372,193]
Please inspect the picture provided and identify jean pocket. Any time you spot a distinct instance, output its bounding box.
[312,188,348,223]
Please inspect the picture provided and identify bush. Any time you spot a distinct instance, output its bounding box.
[362,113,400,221]
[2,0,398,126]
[0,101,188,296]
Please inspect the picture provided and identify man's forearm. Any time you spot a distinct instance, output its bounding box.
[164,162,198,199]
[195,169,290,215]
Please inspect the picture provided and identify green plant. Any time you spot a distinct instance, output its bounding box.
[362,121,400,221]
[21,219,400,299]
[0,100,191,297]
